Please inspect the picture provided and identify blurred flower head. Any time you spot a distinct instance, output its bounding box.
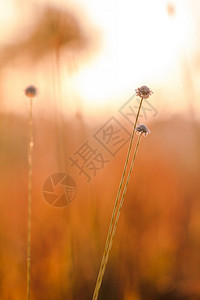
[135,124,151,136]
[24,85,37,98]
[135,86,153,99]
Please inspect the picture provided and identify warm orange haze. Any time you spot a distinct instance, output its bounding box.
[0,0,200,299]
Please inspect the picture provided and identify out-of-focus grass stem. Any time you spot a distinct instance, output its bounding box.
[27,96,33,300]
[25,85,37,300]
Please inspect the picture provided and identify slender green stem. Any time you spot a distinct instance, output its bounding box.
[92,98,143,300]
[27,97,33,300]
[96,134,142,292]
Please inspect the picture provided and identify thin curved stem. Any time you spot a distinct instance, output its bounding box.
[97,134,142,288]
[92,98,143,300]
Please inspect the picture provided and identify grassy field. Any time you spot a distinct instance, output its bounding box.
[0,1,200,299]
[0,111,200,299]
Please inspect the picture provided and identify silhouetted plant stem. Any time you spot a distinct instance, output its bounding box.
[92,98,143,300]
[95,134,143,297]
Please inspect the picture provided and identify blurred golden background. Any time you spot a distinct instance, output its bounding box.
[0,0,200,299]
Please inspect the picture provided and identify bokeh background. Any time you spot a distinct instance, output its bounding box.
[0,0,200,299]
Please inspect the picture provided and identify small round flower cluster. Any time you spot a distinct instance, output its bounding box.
[24,85,37,98]
[135,86,153,99]
[135,124,151,136]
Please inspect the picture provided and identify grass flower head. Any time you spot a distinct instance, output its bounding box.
[25,85,37,98]
[135,124,151,136]
[135,86,153,99]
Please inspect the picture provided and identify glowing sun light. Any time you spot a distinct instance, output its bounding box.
[72,0,193,111]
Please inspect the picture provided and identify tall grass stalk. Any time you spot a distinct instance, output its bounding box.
[25,85,37,300]
[96,134,143,297]
[92,133,143,300]
[27,96,33,300]
[92,97,144,300]
[92,86,153,300]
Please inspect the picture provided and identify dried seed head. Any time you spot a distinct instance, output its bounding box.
[135,124,151,136]
[135,86,153,99]
[24,85,37,98]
